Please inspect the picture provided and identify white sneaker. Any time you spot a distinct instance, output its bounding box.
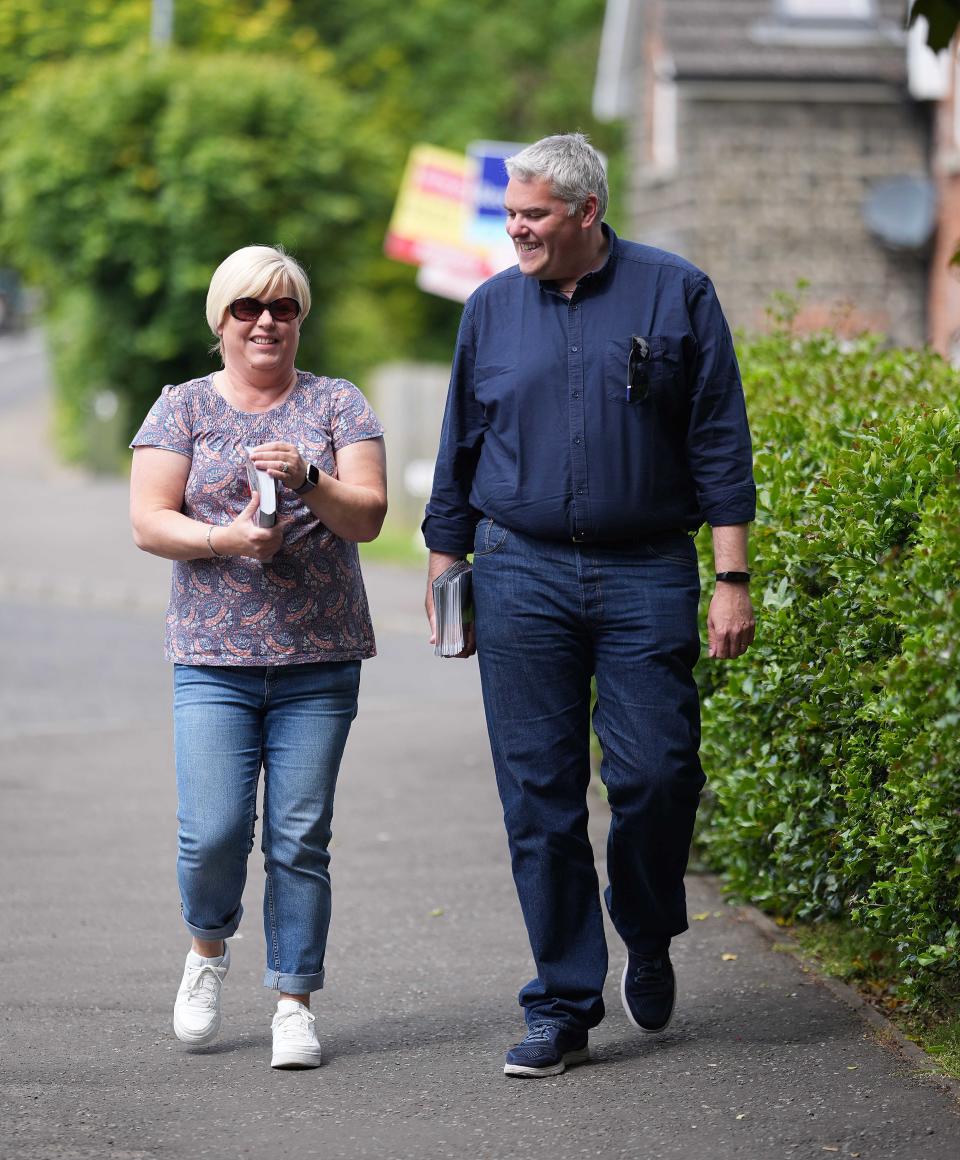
[271,999,322,1069]
[172,944,230,1046]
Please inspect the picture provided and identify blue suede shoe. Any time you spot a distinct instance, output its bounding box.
[503,1023,590,1077]
[621,951,675,1032]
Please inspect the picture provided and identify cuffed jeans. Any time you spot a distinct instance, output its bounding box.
[173,660,360,994]
[472,519,705,1031]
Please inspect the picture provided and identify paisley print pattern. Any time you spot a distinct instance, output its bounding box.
[131,372,384,666]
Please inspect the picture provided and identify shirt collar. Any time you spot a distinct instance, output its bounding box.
[538,223,618,297]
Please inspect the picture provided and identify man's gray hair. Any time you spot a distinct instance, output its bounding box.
[505,133,608,220]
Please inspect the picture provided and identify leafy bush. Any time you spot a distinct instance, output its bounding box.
[698,323,960,1002]
[0,50,381,461]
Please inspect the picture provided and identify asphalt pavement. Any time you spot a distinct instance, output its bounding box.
[1,331,957,1159]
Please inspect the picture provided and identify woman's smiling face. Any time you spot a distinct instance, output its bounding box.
[219,286,301,380]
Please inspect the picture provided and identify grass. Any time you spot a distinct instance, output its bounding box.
[359,522,428,567]
[788,919,960,1080]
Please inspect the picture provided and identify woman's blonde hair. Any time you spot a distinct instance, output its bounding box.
[205,245,312,356]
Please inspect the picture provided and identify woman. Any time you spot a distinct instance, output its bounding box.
[129,245,386,1069]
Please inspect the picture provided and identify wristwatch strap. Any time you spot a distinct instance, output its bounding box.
[715,571,751,584]
[294,463,319,494]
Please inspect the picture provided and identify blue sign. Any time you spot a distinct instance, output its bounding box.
[467,140,527,242]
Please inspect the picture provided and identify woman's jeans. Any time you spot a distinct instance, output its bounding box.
[173,660,360,994]
[472,519,705,1031]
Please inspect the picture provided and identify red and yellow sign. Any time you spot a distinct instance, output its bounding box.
[384,145,495,297]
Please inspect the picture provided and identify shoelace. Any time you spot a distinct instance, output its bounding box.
[274,1007,316,1039]
[520,1024,556,1045]
[183,963,224,1009]
[629,956,667,985]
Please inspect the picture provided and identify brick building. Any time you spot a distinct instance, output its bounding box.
[593,0,941,349]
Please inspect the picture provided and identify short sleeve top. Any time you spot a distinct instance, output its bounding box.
[131,371,384,666]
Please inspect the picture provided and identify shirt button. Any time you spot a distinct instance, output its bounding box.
[577,487,584,495]
[572,305,579,311]
[571,391,579,398]
[574,437,582,445]
[571,346,579,352]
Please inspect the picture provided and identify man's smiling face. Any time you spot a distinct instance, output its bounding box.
[504,176,589,283]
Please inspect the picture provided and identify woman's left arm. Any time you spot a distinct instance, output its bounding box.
[252,438,387,542]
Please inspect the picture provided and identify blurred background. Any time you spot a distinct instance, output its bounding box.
[0,0,956,550]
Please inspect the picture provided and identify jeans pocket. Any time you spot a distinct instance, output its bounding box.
[473,516,509,557]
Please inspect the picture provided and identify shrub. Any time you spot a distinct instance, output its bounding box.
[698,324,960,1002]
[0,50,381,462]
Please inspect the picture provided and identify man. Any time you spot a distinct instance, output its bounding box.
[423,133,756,1078]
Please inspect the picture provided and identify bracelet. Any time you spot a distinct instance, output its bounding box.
[206,524,226,558]
[715,570,751,584]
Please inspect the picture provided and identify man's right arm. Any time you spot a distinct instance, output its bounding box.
[422,307,485,658]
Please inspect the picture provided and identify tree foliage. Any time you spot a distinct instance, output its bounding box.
[0,1,330,95]
[300,0,613,152]
[0,50,377,458]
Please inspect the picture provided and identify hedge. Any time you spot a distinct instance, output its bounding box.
[697,321,960,1002]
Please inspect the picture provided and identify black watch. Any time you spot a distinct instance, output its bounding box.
[715,571,751,584]
[294,463,319,494]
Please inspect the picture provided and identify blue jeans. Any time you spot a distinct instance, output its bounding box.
[472,519,705,1031]
[172,661,360,993]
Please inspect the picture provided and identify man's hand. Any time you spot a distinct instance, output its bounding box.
[707,583,755,659]
[425,550,476,658]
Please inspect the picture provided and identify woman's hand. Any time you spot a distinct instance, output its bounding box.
[131,446,285,562]
[263,437,386,543]
[217,493,285,561]
[248,441,307,489]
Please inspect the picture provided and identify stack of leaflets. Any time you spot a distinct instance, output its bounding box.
[241,446,278,528]
[432,560,474,657]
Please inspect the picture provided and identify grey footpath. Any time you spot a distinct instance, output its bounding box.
[1,332,957,1160]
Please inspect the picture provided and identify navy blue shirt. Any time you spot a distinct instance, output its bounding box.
[422,227,756,555]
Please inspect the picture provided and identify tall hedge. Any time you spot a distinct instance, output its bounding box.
[0,50,382,461]
[698,323,960,1000]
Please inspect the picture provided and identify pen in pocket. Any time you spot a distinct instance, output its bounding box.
[627,336,650,403]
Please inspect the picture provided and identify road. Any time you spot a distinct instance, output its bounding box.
[1,332,957,1159]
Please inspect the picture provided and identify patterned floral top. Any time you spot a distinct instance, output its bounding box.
[131,372,384,666]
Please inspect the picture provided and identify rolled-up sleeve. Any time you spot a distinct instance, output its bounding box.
[684,276,757,527]
[422,307,487,554]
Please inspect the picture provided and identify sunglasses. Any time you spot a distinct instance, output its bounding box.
[626,335,650,403]
[229,296,301,322]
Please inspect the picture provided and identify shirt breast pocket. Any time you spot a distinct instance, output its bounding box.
[604,335,683,406]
